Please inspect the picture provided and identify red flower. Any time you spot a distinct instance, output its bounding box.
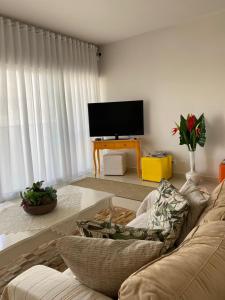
[187,114,196,132]
[195,127,201,137]
[172,127,179,135]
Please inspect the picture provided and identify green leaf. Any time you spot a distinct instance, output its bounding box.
[179,115,190,150]
[197,114,206,147]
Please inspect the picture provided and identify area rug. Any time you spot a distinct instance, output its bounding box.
[72,177,155,201]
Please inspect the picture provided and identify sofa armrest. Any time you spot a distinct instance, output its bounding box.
[119,221,225,300]
[1,265,112,300]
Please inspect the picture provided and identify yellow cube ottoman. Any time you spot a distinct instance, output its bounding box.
[142,155,172,182]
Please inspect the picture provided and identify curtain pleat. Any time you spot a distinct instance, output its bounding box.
[0,17,99,201]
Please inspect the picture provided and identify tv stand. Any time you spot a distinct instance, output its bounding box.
[92,139,141,177]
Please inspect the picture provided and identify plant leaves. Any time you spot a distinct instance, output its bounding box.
[20,181,57,206]
[197,114,206,147]
[179,115,190,149]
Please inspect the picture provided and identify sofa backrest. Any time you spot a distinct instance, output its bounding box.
[119,220,225,300]
[197,180,225,224]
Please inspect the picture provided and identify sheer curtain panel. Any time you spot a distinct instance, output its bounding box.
[0,17,99,201]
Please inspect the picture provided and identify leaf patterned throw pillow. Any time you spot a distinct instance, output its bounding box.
[76,220,164,242]
[147,180,189,250]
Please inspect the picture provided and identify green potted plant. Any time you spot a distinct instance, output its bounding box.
[20,181,57,215]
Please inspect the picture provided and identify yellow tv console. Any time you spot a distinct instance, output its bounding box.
[92,139,141,177]
[142,155,172,182]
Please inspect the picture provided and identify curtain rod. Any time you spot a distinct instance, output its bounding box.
[0,14,98,50]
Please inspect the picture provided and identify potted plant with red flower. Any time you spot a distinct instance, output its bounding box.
[172,114,206,183]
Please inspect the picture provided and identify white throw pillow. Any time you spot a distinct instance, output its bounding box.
[177,178,208,244]
[136,190,158,216]
[127,212,148,228]
[57,236,163,298]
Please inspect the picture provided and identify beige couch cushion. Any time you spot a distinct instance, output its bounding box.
[177,178,208,244]
[119,221,225,300]
[57,236,163,298]
[1,265,112,300]
[198,180,225,224]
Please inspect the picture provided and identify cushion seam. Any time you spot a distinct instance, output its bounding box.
[212,180,225,208]
[178,232,225,297]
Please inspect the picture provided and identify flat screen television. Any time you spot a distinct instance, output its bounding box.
[88,100,144,139]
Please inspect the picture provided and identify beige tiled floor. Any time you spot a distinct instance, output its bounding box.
[89,169,218,212]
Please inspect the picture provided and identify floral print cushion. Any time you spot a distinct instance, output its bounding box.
[76,220,164,242]
[147,180,189,249]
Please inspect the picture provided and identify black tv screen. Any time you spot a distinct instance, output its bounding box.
[88,100,144,138]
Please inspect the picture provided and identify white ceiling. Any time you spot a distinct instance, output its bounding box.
[0,0,225,45]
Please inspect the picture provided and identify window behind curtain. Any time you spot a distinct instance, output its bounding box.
[0,17,99,201]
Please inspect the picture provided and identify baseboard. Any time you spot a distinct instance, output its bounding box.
[173,172,218,183]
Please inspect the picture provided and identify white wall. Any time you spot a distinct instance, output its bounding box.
[99,13,225,178]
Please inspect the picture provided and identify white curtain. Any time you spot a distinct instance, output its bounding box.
[0,17,99,201]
